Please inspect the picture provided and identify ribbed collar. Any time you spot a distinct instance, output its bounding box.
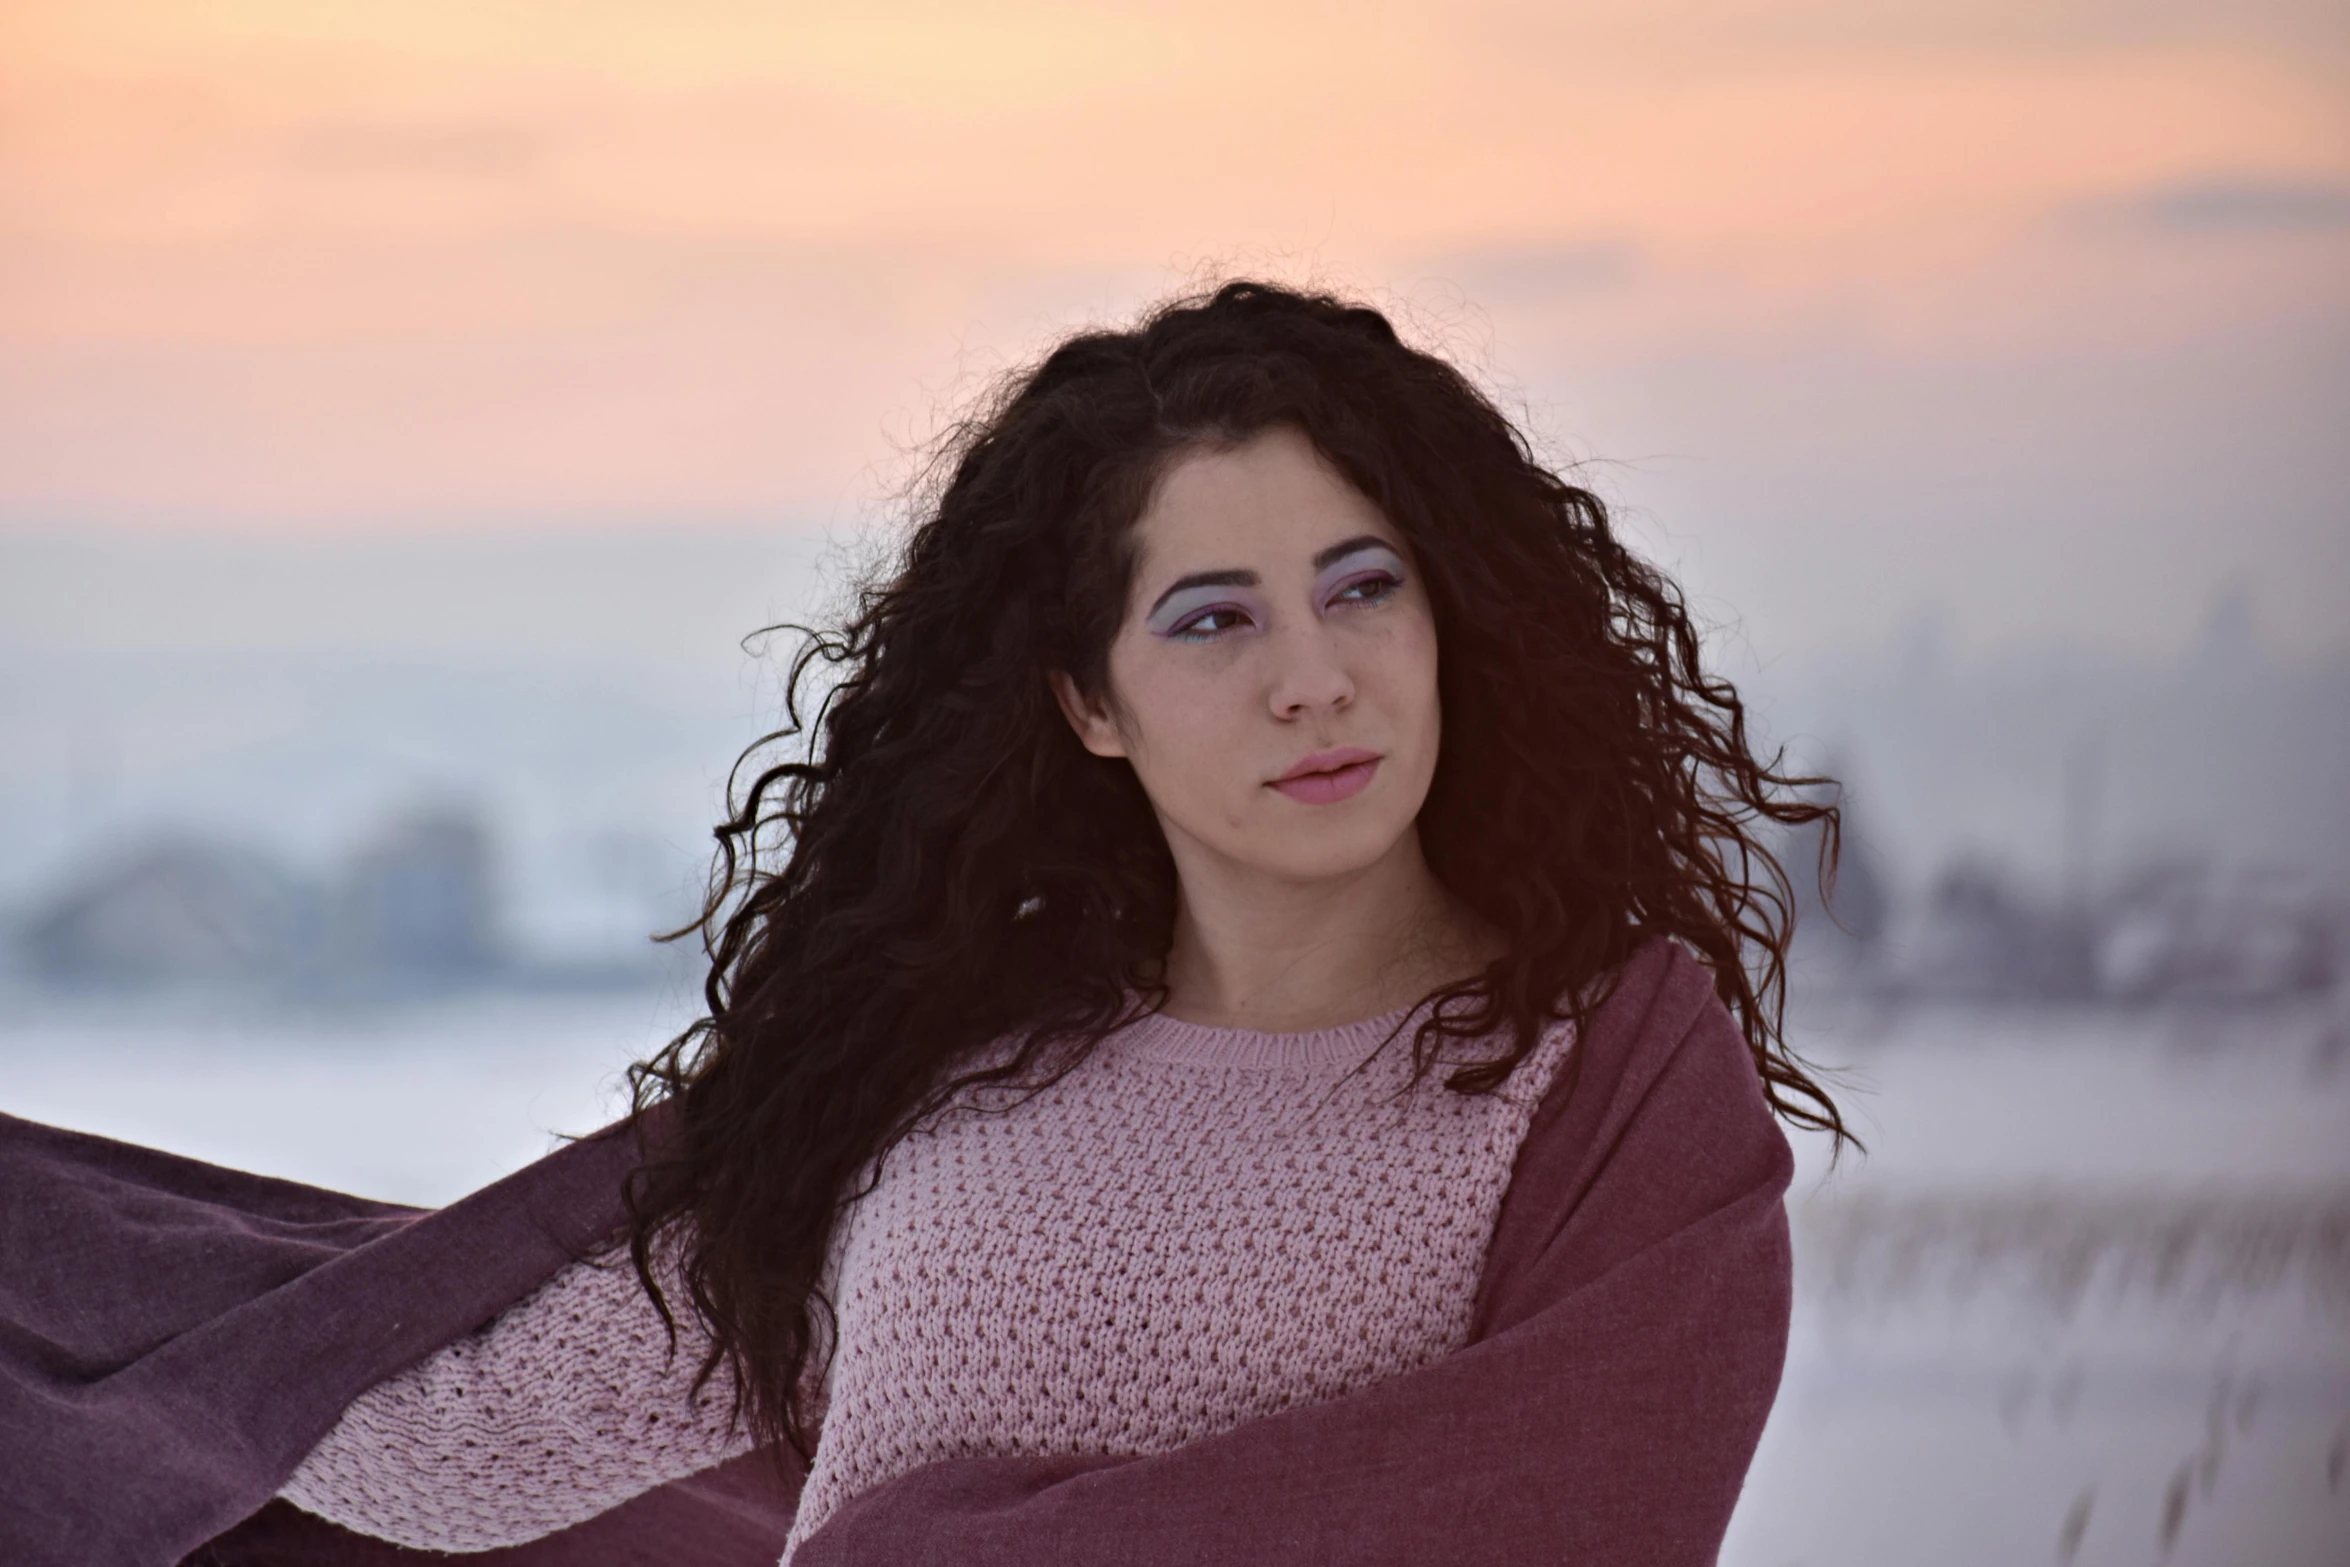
[1111,1000,1426,1069]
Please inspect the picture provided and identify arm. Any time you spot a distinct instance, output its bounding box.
[794,939,1794,1567]
[278,1249,759,1552]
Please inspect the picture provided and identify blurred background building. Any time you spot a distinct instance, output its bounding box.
[1,1,2343,1562]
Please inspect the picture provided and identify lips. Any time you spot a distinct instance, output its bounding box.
[1269,747,1382,805]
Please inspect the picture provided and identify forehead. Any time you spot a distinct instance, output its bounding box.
[1131,427,1400,576]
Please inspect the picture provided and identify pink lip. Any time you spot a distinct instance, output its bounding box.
[1269,747,1382,805]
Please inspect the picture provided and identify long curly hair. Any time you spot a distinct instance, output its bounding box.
[625,278,1850,1463]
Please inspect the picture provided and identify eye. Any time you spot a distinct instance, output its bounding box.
[1169,604,1254,640]
[1326,570,1402,609]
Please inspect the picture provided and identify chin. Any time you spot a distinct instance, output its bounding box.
[1242,817,1416,884]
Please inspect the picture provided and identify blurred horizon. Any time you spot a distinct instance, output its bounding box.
[5,518,2344,996]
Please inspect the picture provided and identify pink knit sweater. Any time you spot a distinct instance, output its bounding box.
[280,1003,1575,1562]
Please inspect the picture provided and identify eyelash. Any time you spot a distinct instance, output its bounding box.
[1168,605,1251,640]
[1328,570,1402,608]
[1164,571,1403,640]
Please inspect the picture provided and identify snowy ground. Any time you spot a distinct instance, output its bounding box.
[5,988,2345,1565]
[1730,997,2350,1567]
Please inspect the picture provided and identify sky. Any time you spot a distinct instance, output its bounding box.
[2,0,2345,661]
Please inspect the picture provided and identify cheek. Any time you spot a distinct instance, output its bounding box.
[1110,652,1287,838]
[1364,609,1443,743]
[1104,640,1254,781]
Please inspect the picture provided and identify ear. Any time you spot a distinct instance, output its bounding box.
[1048,669,1129,760]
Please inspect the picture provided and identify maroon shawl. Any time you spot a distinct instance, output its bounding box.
[0,937,1791,1566]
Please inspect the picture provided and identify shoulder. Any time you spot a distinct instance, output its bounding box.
[1471,936,1793,1337]
[1561,935,1759,1112]
[1509,934,1785,1225]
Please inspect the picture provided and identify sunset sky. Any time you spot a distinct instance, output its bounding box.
[3,0,2345,657]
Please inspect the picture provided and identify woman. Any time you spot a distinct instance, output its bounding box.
[2,279,1844,1567]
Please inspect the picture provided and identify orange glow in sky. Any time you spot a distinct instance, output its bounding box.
[2,0,2345,650]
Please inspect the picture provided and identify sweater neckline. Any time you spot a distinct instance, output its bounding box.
[1113,1000,1426,1069]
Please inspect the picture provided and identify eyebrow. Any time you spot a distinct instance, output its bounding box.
[1312,535,1393,571]
[1146,569,1256,619]
[1143,537,1397,619]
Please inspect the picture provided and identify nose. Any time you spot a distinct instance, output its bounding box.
[1265,619,1355,720]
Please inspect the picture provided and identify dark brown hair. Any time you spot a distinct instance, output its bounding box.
[625,279,1849,1462]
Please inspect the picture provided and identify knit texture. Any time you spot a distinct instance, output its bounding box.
[279,1003,1573,1562]
[276,1243,754,1549]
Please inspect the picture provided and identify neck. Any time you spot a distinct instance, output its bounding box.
[1153,826,1498,1032]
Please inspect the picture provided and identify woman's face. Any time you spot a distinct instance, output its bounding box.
[1053,424,1443,888]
